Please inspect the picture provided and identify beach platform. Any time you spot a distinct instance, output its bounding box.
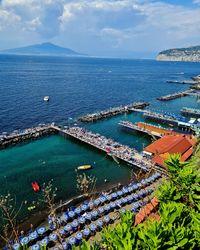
[52,125,165,174]
[119,121,191,138]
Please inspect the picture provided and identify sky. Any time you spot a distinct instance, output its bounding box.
[0,0,200,58]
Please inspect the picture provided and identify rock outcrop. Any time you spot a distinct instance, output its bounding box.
[157,46,200,62]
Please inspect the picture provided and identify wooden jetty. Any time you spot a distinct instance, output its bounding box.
[52,125,165,174]
[119,121,191,139]
[181,107,200,118]
[166,80,197,85]
[157,90,194,101]
[79,102,149,122]
[0,124,57,149]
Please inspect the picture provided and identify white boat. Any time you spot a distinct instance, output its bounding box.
[43,96,49,102]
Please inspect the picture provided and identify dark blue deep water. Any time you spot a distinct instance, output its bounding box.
[0,55,199,132]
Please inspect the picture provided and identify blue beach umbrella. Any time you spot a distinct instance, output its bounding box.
[20,237,29,245]
[128,186,133,193]
[121,197,127,205]
[72,219,79,229]
[97,219,104,228]
[78,216,86,225]
[68,211,75,219]
[127,195,133,203]
[83,228,91,238]
[117,190,123,197]
[29,231,38,240]
[31,244,40,250]
[90,223,97,232]
[88,201,94,208]
[75,232,83,241]
[12,243,20,250]
[106,194,112,201]
[40,237,49,247]
[49,233,58,242]
[68,236,77,246]
[85,213,92,221]
[132,184,138,190]
[116,199,122,206]
[81,204,89,211]
[94,198,101,206]
[111,192,117,199]
[60,241,70,250]
[104,204,111,212]
[110,202,116,209]
[64,224,72,233]
[37,226,47,235]
[103,215,111,224]
[59,228,66,236]
[61,213,69,222]
[100,196,106,203]
[91,210,98,219]
[74,207,81,215]
[98,207,104,215]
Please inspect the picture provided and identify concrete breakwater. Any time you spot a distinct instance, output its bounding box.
[157,89,194,101]
[79,102,149,122]
[0,124,57,149]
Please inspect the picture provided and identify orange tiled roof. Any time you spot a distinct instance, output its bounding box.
[144,135,193,155]
[134,197,159,225]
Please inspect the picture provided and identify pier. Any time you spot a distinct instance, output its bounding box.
[52,125,165,174]
[143,111,178,125]
[119,121,191,138]
[79,102,149,122]
[157,89,194,101]
[166,80,197,85]
[0,124,57,149]
[181,107,200,118]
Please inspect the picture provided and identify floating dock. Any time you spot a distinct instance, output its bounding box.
[181,107,200,118]
[119,121,192,138]
[0,124,57,149]
[79,102,149,122]
[52,125,165,174]
[157,90,194,101]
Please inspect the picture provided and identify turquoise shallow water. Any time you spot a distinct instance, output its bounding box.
[0,55,200,220]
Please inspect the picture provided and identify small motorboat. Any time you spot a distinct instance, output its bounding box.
[43,96,49,102]
[32,182,40,192]
[77,165,92,171]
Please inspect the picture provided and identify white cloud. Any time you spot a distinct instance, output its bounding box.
[0,0,200,56]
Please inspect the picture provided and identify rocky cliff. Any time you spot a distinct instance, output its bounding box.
[157,45,200,62]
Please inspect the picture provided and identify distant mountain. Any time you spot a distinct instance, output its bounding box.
[1,42,84,57]
[156,45,200,62]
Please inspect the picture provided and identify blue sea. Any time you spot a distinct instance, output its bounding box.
[0,55,199,219]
